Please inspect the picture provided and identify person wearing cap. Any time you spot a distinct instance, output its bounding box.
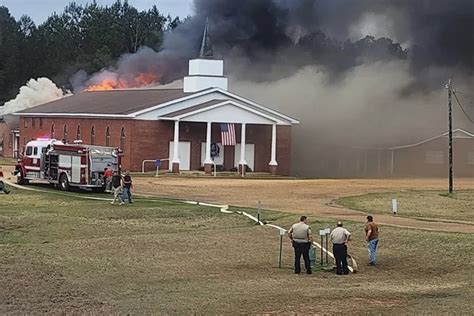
[365,215,379,266]
[329,222,351,275]
[288,216,313,274]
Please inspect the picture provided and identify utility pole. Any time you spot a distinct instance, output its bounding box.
[446,79,454,194]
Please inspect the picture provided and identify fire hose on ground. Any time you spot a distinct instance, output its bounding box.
[184,201,358,273]
[4,178,358,273]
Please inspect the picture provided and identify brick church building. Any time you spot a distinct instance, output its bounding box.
[15,58,299,175]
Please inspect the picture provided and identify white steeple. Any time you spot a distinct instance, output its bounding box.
[183,19,228,93]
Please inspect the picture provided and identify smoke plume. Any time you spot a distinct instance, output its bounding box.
[76,0,474,87]
[1,78,68,115]
[69,0,473,176]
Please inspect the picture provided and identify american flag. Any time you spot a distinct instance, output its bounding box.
[220,123,236,146]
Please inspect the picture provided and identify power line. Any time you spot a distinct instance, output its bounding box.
[453,91,474,123]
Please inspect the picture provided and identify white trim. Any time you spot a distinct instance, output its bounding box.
[131,87,299,124]
[214,88,300,124]
[159,100,289,125]
[14,87,300,124]
[130,88,216,116]
[15,112,132,118]
[389,128,474,150]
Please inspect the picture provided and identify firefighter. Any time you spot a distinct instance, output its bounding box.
[104,167,113,192]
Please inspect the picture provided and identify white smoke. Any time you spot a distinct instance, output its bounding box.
[1,78,68,115]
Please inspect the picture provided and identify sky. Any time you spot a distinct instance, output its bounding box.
[0,0,194,24]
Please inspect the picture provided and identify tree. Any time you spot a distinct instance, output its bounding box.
[0,6,21,104]
[0,1,168,102]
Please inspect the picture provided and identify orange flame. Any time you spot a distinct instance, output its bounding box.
[84,73,160,91]
[135,73,159,86]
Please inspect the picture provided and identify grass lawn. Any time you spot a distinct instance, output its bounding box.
[337,190,474,223]
[1,186,473,314]
[0,156,16,166]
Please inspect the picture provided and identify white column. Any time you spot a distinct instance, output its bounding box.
[172,120,180,164]
[204,121,213,164]
[269,123,278,166]
[239,123,247,165]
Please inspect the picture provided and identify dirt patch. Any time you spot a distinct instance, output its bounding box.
[0,246,114,314]
[134,177,474,233]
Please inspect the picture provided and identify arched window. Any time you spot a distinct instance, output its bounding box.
[76,125,81,140]
[63,125,68,142]
[50,124,55,138]
[120,127,126,151]
[90,126,96,145]
[105,126,111,146]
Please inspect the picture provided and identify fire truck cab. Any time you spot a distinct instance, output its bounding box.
[15,138,121,192]
[15,138,64,184]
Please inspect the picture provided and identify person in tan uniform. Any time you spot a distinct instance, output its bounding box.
[330,222,351,275]
[365,215,379,266]
[288,216,313,274]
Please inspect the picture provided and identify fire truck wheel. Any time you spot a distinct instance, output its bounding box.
[16,175,29,185]
[59,173,70,191]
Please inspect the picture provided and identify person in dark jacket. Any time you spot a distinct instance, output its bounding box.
[121,171,133,203]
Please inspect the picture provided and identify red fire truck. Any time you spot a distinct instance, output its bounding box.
[14,138,121,191]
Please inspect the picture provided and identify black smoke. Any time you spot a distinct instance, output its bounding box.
[72,0,473,178]
[155,0,473,84]
[77,0,473,89]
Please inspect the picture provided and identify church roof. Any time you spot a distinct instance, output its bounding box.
[17,89,189,116]
[15,87,299,125]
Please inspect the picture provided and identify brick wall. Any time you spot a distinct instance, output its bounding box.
[19,116,293,175]
[19,116,133,170]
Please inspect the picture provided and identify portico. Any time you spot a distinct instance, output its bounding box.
[162,98,287,175]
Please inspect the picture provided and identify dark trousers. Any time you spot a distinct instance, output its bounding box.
[333,244,349,275]
[293,241,311,274]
